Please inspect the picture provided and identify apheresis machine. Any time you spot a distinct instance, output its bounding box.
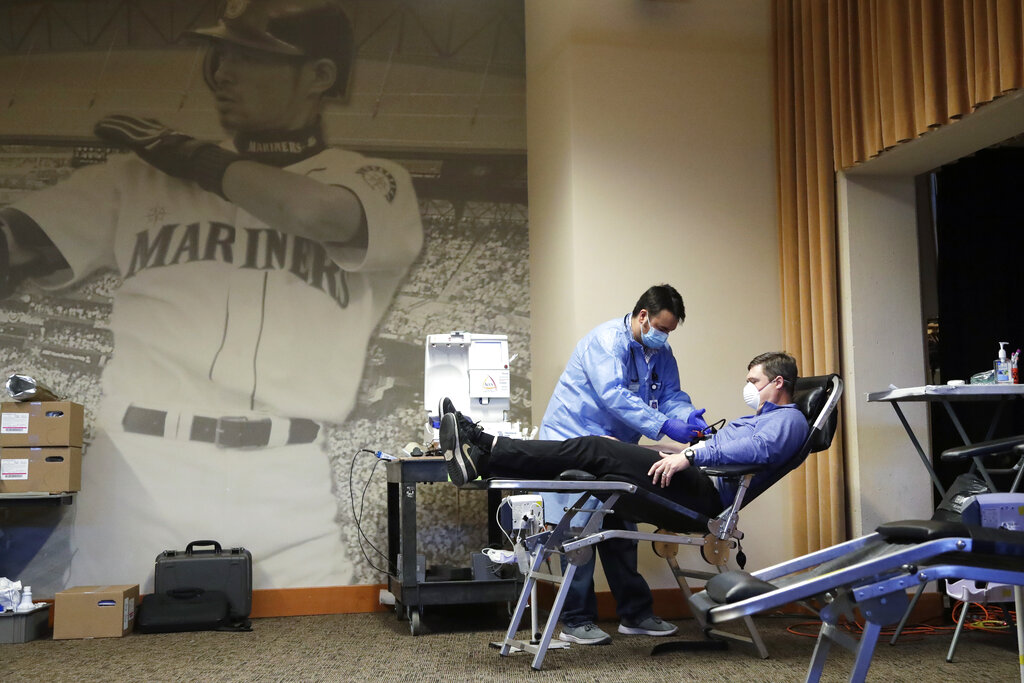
[423,331,530,441]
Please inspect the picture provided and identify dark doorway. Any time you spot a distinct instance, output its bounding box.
[922,146,1024,501]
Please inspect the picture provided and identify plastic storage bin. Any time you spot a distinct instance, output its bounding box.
[0,604,51,643]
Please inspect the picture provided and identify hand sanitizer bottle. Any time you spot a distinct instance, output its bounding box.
[994,342,1012,383]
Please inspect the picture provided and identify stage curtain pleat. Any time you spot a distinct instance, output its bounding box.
[830,0,1024,168]
[773,0,844,555]
[773,0,1024,555]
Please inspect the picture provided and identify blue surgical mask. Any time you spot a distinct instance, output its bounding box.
[641,317,668,349]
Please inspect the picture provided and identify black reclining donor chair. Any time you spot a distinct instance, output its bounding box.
[484,373,843,670]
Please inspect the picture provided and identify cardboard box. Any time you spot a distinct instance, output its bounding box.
[53,585,138,640]
[0,401,84,447]
[0,604,51,643]
[0,447,82,494]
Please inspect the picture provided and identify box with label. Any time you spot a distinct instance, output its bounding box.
[0,401,84,447]
[54,585,138,640]
[0,447,82,494]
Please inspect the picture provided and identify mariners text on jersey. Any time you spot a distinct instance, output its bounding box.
[125,222,350,308]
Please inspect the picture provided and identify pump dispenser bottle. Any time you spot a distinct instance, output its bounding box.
[16,586,33,612]
[994,342,1012,383]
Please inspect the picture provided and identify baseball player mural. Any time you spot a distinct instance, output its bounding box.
[0,0,423,589]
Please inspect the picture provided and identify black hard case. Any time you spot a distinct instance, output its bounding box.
[136,588,230,633]
[154,540,252,619]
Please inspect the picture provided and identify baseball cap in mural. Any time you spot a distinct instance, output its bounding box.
[189,0,354,98]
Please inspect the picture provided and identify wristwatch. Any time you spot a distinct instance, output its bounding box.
[683,447,696,465]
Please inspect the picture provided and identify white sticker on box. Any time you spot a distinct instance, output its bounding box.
[1,413,30,434]
[124,597,135,629]
[1,458,29,480]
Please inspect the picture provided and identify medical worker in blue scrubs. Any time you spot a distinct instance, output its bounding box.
[539,284,709,645]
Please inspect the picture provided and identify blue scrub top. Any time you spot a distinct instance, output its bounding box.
[539,315,697,442]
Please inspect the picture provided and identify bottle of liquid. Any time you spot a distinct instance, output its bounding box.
[16,586,33,612]
[1012,349,1019,384]
[994,342,1011,383]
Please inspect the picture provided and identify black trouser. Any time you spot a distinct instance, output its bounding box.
[486,435,723,519]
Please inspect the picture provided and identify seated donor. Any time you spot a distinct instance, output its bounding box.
[441,351,809,527]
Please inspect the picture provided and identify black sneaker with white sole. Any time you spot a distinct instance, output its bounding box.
[440,412,478,486]
[438,396,455,419]
[439,396,486,446]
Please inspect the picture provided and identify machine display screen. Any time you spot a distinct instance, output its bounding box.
[469,340,506,368]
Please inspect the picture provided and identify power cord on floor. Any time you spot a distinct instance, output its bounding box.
[783,601,1018,638]
[349,448,396,579]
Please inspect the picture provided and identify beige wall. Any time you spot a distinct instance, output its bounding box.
[837,174,931,535]
[525,0,789,584]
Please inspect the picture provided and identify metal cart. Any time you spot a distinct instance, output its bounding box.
[385,457,521,635]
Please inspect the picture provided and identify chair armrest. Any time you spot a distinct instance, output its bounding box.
[940,435,1024,462]
[558,469,597,481]
[701,463,766,478]
[876,519,968,542]
[705,570,779,604]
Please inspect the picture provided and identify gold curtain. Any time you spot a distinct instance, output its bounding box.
[773,0,1024,555]
[773,0,844,555]
[830,0,1024,170]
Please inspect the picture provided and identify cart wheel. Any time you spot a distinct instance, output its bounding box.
[409,609,422,635]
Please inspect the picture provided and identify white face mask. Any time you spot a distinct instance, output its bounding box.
[743,381,761,410]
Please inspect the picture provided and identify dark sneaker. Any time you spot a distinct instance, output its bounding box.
[617,615,678,637]
[440,412,478,486]
[439,396,486,448]
[557,623,612,645]
[455,411,485,447]
[438,396,456,418]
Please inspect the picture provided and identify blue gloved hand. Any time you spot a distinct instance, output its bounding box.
[660,418,692,442]
[685,408,709,435]
[662,410,710,442]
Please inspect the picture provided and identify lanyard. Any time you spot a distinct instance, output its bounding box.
[628,347,659,391]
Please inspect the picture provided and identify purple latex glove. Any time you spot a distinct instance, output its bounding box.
[660,418,693,442]
[662,409,709,441]
[685,408,709,434]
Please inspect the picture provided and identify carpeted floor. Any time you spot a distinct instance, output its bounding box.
[0,606,1020,682]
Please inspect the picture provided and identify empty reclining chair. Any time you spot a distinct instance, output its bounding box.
[485,373,843,669]
[689,484,1024,682]
[887,434,1024,660]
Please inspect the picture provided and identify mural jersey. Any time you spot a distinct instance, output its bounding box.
[17,147,423,421]
[11,145,423,590]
